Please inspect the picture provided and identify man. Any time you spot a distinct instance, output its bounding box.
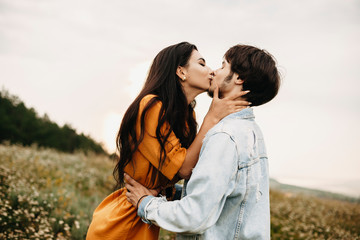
[125,44,280,239]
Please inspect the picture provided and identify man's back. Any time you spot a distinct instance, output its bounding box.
[179,108,270,240]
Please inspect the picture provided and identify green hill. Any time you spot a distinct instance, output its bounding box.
[0,89,106,154]
[270,178,359,203]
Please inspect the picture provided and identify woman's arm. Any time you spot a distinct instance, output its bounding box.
[125,133,239,233]
[177,87,249,179]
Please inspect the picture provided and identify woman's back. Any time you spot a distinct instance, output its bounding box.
[86,95,187,240]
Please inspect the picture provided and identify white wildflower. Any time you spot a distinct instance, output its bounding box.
[74,220,80,229]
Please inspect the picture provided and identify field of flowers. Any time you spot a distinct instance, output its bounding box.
[270,190,360,239]
[1,143,359,239]
[0,144,114,239]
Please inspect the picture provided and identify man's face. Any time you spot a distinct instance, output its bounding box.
[207,59,234,98]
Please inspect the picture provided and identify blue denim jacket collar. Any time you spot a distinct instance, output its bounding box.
[221,107,254,121]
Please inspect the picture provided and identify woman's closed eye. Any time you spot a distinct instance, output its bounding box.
[199,60,206,67]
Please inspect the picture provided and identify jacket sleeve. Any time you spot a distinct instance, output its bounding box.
[139,132,238,233]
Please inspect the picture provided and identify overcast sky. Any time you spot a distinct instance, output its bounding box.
[1,0,359,196]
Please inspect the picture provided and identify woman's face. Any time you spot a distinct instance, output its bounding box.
[181,50,213,93]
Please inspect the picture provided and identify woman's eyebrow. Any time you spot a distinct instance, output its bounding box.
[198,58,206,63]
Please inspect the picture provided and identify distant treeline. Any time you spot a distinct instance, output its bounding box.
[0,89,106,154]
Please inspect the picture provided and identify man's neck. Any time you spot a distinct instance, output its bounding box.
[221,93,246,102]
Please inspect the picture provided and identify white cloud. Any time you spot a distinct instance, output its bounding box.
[126,61,151,99]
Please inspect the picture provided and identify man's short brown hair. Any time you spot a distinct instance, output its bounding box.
[224,45,280,106]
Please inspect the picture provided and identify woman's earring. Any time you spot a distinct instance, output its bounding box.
[182,76,186,82]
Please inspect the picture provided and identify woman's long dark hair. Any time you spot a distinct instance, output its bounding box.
[113,42,198,189]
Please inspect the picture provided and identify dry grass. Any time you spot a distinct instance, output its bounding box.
[270,189,360,239]
[0,144,114,239]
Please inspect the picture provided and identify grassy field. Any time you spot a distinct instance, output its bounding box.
[1,144,359,239]
[0,144,114,239]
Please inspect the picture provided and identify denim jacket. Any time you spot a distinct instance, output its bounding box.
[138,108,270,240]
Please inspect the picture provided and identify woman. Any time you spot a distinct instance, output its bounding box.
[86,42,248,240]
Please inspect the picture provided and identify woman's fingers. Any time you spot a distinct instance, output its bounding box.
[124,173,134,192]
[125,191,137,207]
[124,173,133,184]
[234,106,249,112]
[124,181,134,192]
[213,83,219,99]
[124,173,141,188]
[234,100,251,107]
[124,173,158,196]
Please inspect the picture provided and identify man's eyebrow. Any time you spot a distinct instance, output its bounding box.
[198,58,206,63]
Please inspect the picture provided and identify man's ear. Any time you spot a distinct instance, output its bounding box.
[235,74,244,85]
[176,66,186,79]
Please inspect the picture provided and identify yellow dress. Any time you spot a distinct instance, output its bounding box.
[86,95,187,240]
